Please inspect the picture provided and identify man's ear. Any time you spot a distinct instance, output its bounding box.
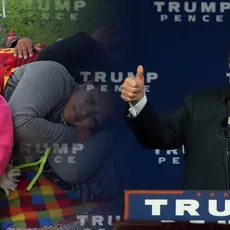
[79,79,94,89]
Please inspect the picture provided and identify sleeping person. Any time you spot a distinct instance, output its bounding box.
[5,24,130,203]
[7,61,122,199]
[34,24,131,201]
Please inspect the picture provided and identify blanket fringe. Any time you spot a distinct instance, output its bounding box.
[0,163,21,196]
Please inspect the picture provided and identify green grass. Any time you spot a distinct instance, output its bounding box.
[0,0,120,44]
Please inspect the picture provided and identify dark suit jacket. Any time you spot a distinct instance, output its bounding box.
[126,89,230,190]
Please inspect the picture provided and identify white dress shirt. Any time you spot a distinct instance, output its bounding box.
[128,94,147,118]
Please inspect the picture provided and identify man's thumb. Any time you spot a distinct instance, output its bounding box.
[136,65,144,82]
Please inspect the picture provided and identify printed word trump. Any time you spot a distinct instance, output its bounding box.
[76,214,121,229]
[27,0,86,20]
[145,199,230,223]
[153,1,230,23]
[154,146,185,165]
[81,71,158,93]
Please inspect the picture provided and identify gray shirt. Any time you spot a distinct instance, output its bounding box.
[4,61,123,201]
[5,61,78,162]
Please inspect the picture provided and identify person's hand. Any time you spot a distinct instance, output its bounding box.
[0,164,21,197]
[121,65,145,105]
[14,38,41,59]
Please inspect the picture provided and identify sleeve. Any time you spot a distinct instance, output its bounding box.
[36,32,104,66]
[128,94,147,117]
[48,129,117,183]
[8,61,77,147]
[126,94,194,149]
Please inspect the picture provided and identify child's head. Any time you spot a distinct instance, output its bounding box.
[63,82,120,131]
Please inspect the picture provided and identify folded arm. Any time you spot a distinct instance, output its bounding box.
[48,129,117,183]
[8,61,77,147]
[36,32,108,82]
[37,32,105,66]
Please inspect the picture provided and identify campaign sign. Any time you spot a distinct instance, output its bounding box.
[124,190,230,224]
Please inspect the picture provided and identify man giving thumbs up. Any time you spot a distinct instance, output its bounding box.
[121,65,230,190]
[121,65,147,117]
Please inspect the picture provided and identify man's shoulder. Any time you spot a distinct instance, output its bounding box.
[185,88,224,109]
[187,88,220,100]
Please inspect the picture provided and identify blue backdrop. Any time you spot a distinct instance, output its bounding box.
[126,0,230,190]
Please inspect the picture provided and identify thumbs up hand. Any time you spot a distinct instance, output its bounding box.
[121,65,145,105]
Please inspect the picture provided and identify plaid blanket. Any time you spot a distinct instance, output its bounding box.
[0,167,99,230]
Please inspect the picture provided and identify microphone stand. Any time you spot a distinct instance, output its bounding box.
[218,100,230,190]
[217,126,230,190]
[226,104,230,190]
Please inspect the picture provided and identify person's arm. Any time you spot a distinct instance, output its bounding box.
[8,61,77,147]
[126,94,194,150]
[37,32,105,66]
[48,129,117,183]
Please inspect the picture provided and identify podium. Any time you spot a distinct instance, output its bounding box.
[124,190,230,223]
[113,222,230,229]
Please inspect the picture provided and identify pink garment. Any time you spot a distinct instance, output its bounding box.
[0,96,13,176]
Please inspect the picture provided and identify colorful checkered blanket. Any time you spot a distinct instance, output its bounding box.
[0,168,99,230]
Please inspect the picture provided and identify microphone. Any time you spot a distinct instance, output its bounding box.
[221,117,230,132]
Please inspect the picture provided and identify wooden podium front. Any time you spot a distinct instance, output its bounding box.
[112,221,230,230]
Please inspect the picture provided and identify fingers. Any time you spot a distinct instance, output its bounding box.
[27,43,34,57]
[5,180,17,190]
[7,168,21,179]
[0,178,18,196]
[120,66,145,104]
[14,44,28,59]
[13,38,35,59]
[120,94,132,103]
[125,77,139,88]
[14,46,20,58]
[120,92,143,103]
[121,83,140,99]
[121,70,145,103]
[0,168,21,196]
[22,44,30,59]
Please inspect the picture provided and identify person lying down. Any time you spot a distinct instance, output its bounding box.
[5,61,119,195]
